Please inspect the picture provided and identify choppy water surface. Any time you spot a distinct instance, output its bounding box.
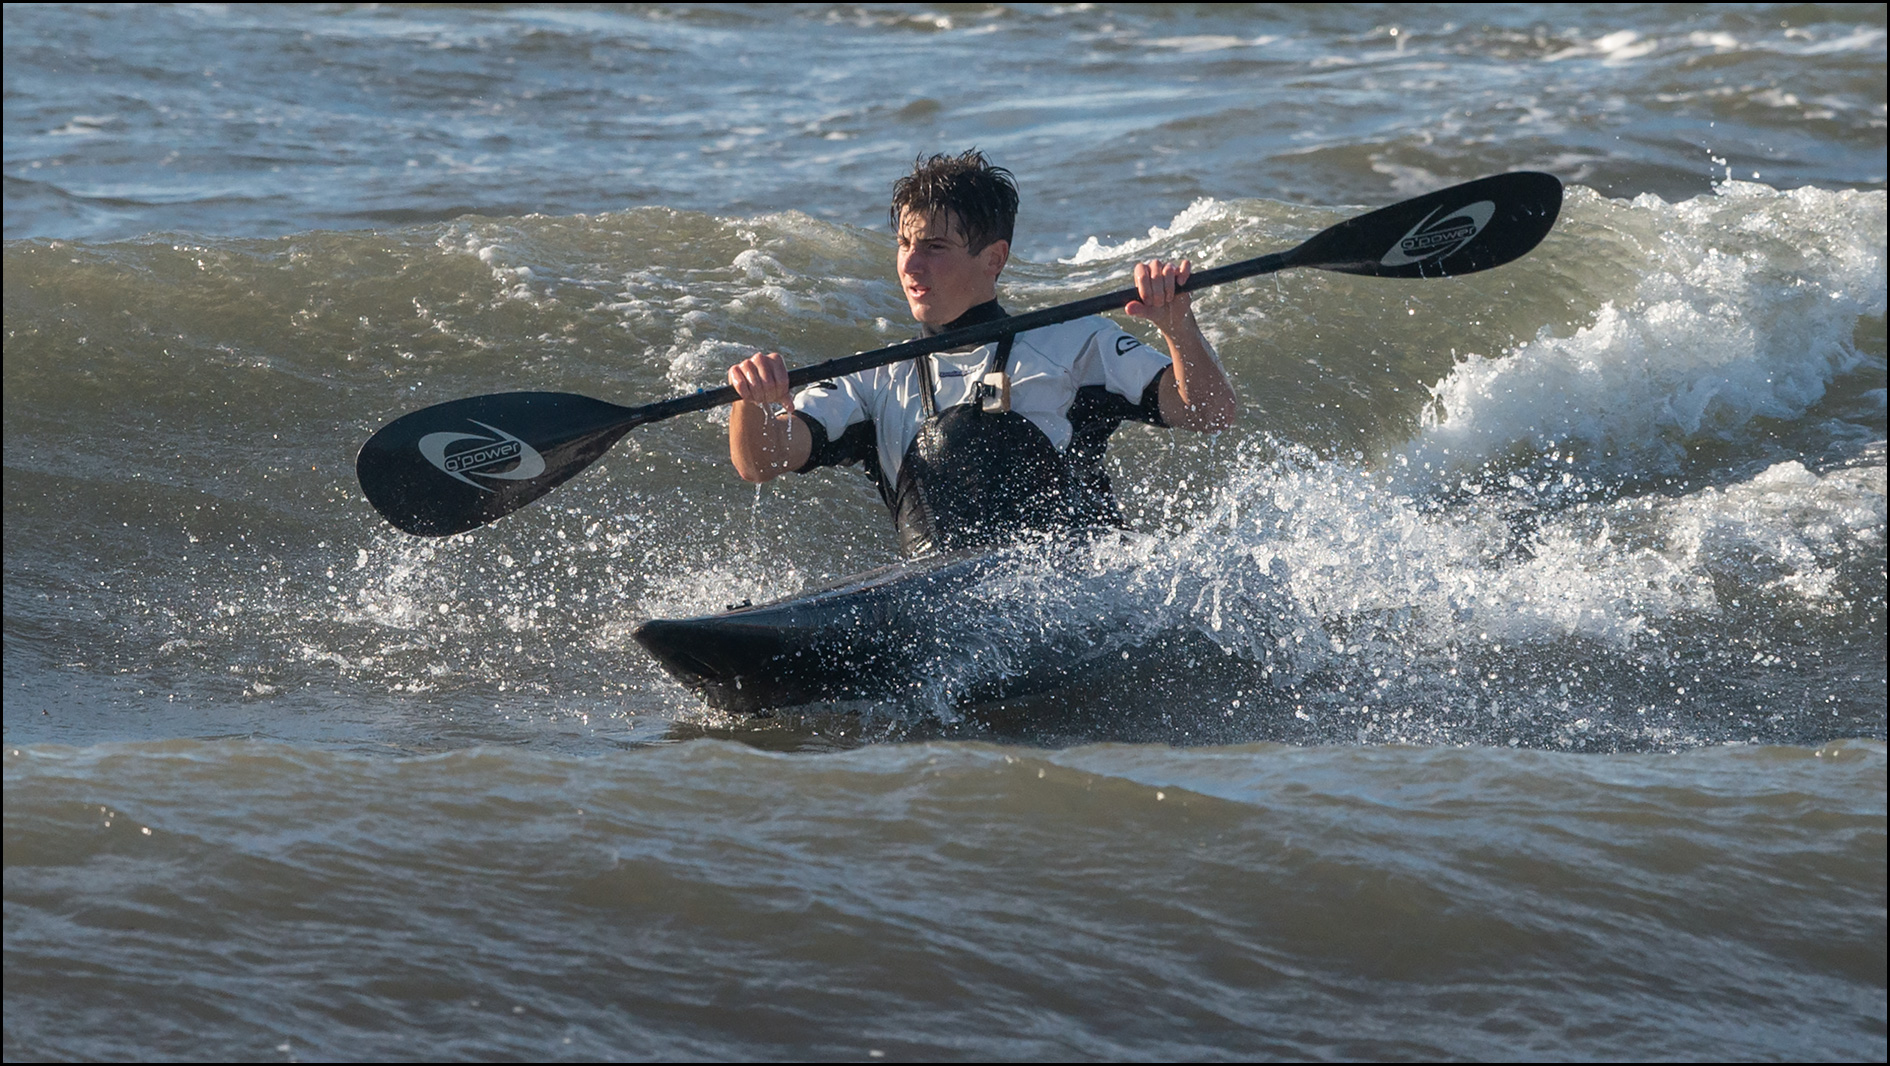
[5,3,1885,1061]
[7,739,1883,1061]
[6,2,1886,248]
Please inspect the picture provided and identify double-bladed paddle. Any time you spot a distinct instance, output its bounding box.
[356,171,1562,536]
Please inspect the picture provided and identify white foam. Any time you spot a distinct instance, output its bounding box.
[1789,27,1887,56]
[48,114,119,136]
[1148,35,1279,54]
[1684,31,1741,52]
[1087,438,1884,675]
[1396,183,1886,482]
[662,335,753,393]
[1656,454,1886,603]
[1544,29,1660,65]
[1060,198,1233,265]
[1368,160,1450,198]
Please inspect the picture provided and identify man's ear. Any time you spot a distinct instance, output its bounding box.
[982,238,1010,280]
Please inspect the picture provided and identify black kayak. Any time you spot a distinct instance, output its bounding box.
[632,545,1124,715]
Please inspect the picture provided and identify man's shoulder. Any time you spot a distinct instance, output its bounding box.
[1016,315,1130,354]
[1015,315,1156,363]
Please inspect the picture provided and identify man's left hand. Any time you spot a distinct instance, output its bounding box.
[1126,258,1193,337]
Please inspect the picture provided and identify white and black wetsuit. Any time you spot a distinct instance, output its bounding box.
[791,300,1174,557]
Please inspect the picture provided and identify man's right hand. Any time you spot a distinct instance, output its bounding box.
[727,351,810,483]
[728,351,793,409]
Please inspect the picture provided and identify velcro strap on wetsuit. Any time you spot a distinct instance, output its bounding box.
[978,334,1015,413]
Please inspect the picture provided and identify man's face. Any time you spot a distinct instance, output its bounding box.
[896,211,1008,326]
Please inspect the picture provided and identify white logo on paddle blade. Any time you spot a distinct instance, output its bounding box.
[1380,200,1496,267]
[418,420,546,491]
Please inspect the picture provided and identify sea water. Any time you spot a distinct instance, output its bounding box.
[5,4,1884,1060]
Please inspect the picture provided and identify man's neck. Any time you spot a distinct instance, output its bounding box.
[920,297,1007,338]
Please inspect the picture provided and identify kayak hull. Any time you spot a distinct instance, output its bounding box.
[633,547,1103,715]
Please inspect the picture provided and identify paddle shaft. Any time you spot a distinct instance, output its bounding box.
[622,250,1293,426]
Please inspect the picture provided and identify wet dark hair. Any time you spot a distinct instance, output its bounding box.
[889,149,1018,254]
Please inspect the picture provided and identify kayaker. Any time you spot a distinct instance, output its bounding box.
[726,149,1237,557]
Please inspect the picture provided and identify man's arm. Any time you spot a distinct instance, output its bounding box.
[728,351,812,482]
[1126,259,1237,433]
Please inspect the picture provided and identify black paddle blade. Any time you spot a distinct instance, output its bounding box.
[356,391,642,536]
[1292,171,1563,279]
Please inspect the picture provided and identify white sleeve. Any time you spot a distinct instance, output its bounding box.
[1074,320,1171,403]
[792,374,869,441]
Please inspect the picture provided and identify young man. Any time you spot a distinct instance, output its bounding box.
[727,150,1236,557]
